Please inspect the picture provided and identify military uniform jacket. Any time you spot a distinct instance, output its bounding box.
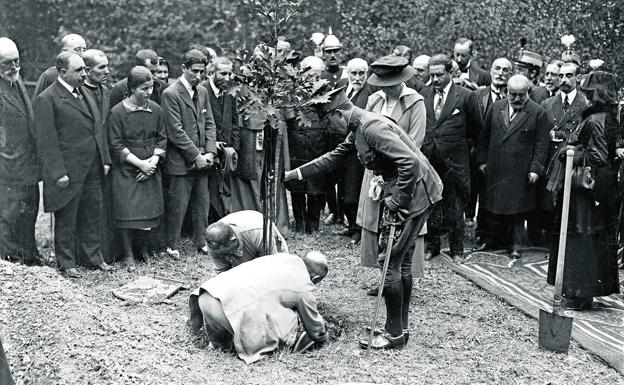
[34,81,111,212]
[160,79,217,175]
[299,110,443,217]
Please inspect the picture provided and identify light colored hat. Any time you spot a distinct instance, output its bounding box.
[366,56,415,87]
[516,50,543,68]
[321,29,343,51]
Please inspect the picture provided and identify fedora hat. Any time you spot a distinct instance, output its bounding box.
[367,55,415,87]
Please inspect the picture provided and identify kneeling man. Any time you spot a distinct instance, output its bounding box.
[204,210,288,273]
[189,252,329,363]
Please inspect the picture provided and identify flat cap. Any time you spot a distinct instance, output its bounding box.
[367,55,415,87]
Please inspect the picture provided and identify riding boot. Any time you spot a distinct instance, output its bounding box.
[401,274,413,330]
[382,280,404,336]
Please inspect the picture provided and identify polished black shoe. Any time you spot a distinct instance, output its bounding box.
[364,326,409,345]
[359,332,405,350]
[510,250,521,259]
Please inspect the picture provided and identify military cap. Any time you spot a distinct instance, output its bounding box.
[367,55,416,87]
[515,50,543,68]
[312,87,350,118]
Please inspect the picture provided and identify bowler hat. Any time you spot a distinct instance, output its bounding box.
[367,55,416,87]
[515,50,543,68]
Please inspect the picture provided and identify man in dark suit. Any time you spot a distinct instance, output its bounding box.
[81,49,120,261]
[528,62,587,247]
[32,33,86,98]
[200,56,239,220]
[0,37,40,263]
[469,58,512,247]
[161,49,217,258]
[109,49,167,108]
[34,52,112,277]
[421,54,483,262]
[476,75,549,259]
[334,58,369,242]
[453,38,490,87]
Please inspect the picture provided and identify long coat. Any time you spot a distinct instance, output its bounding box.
[476,99,549,214]
[421,83,483,198]
[356,86,426,233]
[547,106,620,298]
[34,81,111,212]
[160,79,217,176]
[285,107,329,194]
[189,253,327,364]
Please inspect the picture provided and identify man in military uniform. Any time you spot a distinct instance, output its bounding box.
[285,88,443,349]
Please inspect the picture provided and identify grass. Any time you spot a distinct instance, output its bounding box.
[0,205,622,384]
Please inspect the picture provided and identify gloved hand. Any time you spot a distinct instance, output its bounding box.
[383,195,401,213]
[368,176,384,201]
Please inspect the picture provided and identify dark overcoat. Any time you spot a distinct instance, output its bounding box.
[421,83,483,198]
[160,79,217,176]
[476,98,549,214]
[34,81,111,212]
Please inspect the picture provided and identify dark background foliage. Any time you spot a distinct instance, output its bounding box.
[1,0,622,83]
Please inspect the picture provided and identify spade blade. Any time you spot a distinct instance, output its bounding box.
[538,308,573,353]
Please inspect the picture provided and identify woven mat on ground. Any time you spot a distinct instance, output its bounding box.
[439,247,624,373]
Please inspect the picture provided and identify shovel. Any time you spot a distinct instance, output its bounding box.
[538,149,575,353]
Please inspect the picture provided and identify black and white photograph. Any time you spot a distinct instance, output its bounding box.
[1,0,623,384]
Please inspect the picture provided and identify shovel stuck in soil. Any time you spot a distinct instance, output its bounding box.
[538,149,574,353]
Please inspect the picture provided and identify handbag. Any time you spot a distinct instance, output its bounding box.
[571,156,595,190]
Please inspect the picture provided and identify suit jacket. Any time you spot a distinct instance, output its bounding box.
[34,81,111,212]
[474,86,496,119]
[476,99,549,214]
[201,80,240,150]
[161,78,217,175]
[299,109,443,217]
[335,79,371,109]
[421,83,483,194]
[32,66,58,99]
[463,62,490,87]
[0,77,39,185]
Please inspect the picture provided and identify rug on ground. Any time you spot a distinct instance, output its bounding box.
[439,248,624,373]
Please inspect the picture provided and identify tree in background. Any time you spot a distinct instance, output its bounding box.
[2,0,622,82]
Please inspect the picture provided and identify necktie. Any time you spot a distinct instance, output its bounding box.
[347,88,354,100]
[72,88,83,101]
[510,109,517,123]
[434,90,444,120]
[493,91,500,102]
[192,86,199,109]
[564,95,570,107]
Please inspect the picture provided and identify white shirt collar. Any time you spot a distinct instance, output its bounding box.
[179,76,194,97]
[122,98,152,113]
[57,76,77,95]
[209,77,221,97]
[560,88,577,104]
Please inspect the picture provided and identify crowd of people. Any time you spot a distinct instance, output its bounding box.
[0,29,622,362]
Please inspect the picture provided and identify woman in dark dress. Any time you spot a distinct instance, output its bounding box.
[108,66,167,267]
[547,71,621,309]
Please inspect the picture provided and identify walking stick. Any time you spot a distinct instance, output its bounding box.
[49,213,55,259]
[364,218,397,355]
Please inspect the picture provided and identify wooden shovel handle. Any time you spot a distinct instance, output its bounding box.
[554,149,575,304]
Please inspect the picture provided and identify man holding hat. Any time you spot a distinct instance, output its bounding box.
[421,54,483,262]
[515,50,550,104]
[285,87,443,349]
